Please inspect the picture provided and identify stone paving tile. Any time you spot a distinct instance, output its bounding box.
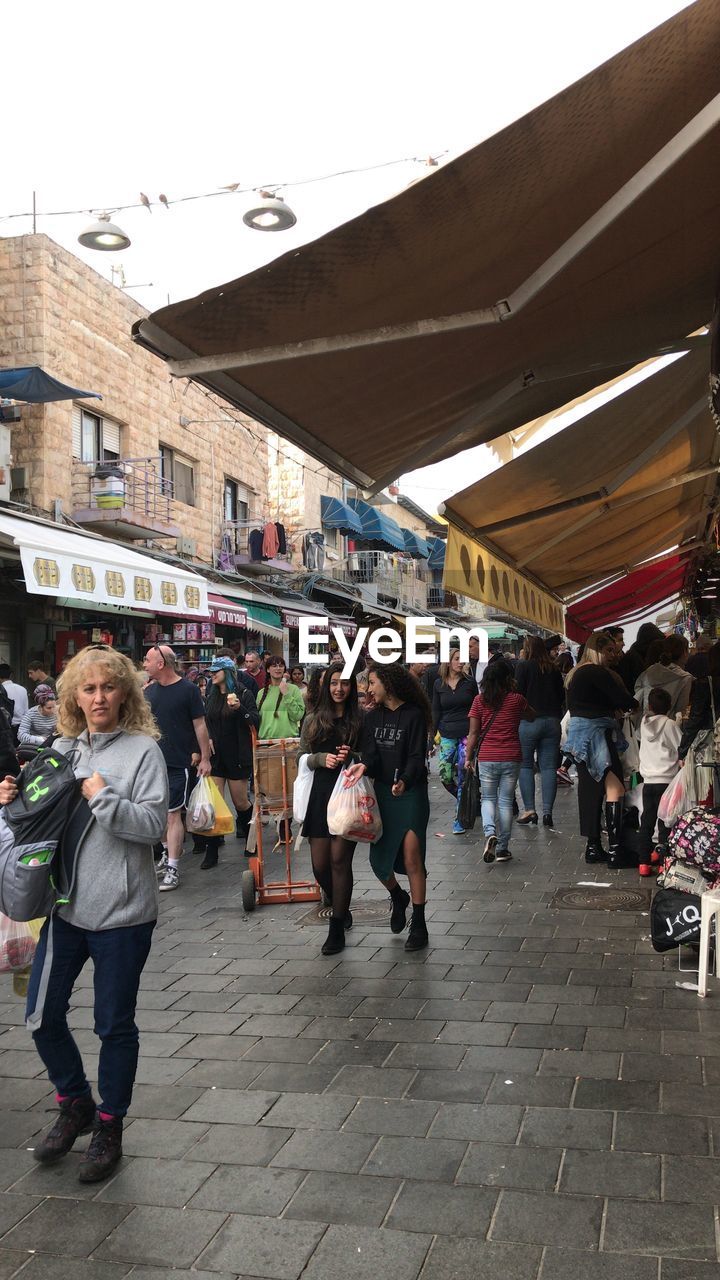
[0,1148,35,1191]
[615,1111,710,1156]
[458,1141,562,1191]
[383,1042,466,1070]
[180,1087,278,1125]
[362,1135,467,1182]
[95,1204,227,1269]
[603,1198,717,1259]
[261,1093,358,1130]
[6,1260,130,1280]
[188,1162,305,1214]
[490,1188,603,1249]
[300,1225,431,1280]
[325,1065,416,1097]
[343,1097,438,1137]
[271,1128,378,1174]
[560,1148,661,1199]
[663,1153,720,1203]
[310,1040,391,1069]
[0,1192,43,1235]
[96,1155,214,1207]
[121,1118,210,1157]
[420,1237,543,1280]
[387,1179,497,1235]
[283,1170,402,1227]
[182,1121,292,1164]
[540,1249,658,1279]
[1,1198,130,1257]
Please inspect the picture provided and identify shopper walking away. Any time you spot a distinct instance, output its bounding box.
[0,646,168,1182]
[432,650,478,833]
[514,636,565,827]
[0,663,28,735]
[143,644,211,891]
[345,663,432,951]
[565,631,637,866]
[299,663,375,955]
[633,634,692,718]
[638,686,681,876]
[18,684,58,746]
[257,656,305,739]
[686,633,713,679]
[615,623,663,695]
[465,662,534,864]
[200,656,259,869]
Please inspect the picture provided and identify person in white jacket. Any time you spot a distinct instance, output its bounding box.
[638,686,682,876]
[633,635,693,719]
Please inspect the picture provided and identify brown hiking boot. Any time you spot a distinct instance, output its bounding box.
[77,1116,123,1183]
[33,1094,96,1164]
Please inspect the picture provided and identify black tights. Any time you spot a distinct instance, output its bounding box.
[310,837,356,919]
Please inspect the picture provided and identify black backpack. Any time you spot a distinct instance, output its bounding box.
[4,748,82,846]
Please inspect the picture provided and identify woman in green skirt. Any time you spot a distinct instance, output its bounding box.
[345,663,432,951]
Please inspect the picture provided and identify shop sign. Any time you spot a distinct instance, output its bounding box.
[22,548,208,617]
[208,597,248,628]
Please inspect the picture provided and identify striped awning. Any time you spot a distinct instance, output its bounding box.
[320,495,364,536]
[348,499,406,552]
[401,529,431,559]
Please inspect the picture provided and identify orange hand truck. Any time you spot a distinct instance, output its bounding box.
[241,728,321,912]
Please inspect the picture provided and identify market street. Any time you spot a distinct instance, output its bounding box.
[1,775,718,1279]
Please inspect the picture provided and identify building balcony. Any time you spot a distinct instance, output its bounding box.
[218,523,295,574]
[427,586,458,610]
[329,549,428,611]
[71,457,180,540]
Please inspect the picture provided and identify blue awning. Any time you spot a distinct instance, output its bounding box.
[427,537,446,570]
[401,528,431,559]
[320,495,364,537]
[348,498,406,552]
[0,367,101,404]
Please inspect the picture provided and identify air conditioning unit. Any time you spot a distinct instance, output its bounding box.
[10,466,28,491]
[0,405,22,423]
[176,536,196,557]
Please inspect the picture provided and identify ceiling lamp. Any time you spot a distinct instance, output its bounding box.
[78,213,131,252]
[243,191,297,232]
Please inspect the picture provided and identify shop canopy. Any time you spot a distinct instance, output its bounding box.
[133,0,720,491]
[443,342,719,605]
[401,528,431,559]
[0,510,209,617]
[427,537,446,571]
[319,495,364,536]
[564,552,692,642]
[207,593,248,628]
[0,367,101,404]
[348,498,406,552]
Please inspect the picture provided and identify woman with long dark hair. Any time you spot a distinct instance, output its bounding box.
[565,631,637,865]
[345,663,432,951]
[465,661,535,863]
[299,663,375,955]
[200,656,259,868]
[432,649,478,833]
[514,635,565,827]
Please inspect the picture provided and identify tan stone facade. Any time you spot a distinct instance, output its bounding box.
[267,432,344,568]
[0,234,269,565]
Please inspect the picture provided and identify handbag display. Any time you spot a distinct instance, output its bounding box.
[650,887,702,952]
[668,807,720,879]
[691,678,720,766]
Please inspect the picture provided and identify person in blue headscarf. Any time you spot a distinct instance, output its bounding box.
[199,656,259,868]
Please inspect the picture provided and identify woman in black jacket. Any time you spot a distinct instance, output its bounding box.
[345,663,432,952]
[679,640,720,761]
[515,636,566,827]
[432,650,478,833]
[202,657,259,867]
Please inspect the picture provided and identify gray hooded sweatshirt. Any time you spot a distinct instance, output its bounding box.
[52,728,168,931]
[633,663,693,719]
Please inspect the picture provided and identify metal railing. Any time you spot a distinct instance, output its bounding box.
[330,549,428,610]
[427,586,458,610]
[223,523,291,562]
[71,456,173,524]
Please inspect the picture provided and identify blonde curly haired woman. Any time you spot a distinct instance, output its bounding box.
[0,645,168,1183]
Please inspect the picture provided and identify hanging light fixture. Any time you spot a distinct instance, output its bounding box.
[243,190,297,232]
[77,213,131,252]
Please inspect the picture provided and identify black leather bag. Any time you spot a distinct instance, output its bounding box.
[458,769,479,831]
[650,887,702,952]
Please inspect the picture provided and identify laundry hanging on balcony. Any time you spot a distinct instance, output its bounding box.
[303,531,325,570]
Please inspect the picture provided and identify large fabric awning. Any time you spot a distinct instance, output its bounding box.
[401,529,431,559]
[319,495,363,536]
[427,537,446,571]
[565,552,692,641]
[134,1,720,491]
[443,344,719,603]
[0,367,101,404]
[348,499,406,552]
[0,511,208,617]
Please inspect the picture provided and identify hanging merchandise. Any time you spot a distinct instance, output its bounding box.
[303,531,326,571]
[262,522,280,559]
[275,522,287,555]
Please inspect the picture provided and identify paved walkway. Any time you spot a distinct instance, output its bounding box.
[1,774,720,1280]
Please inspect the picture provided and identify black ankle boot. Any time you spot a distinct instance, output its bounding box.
[605,800,625,868]
[200,838,220,870]
[321,916,346,956]
[33,1093,96,1164]
[389,886,410,934]
[236,807,253,840]
[405,904,429,951]
[585,839,608,864]
[191,837,207,855]
[78,1116,123,1183]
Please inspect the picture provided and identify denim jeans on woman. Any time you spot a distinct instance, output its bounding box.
[479,760,520,852]
[519,716,562,816]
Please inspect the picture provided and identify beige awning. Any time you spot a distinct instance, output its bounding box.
[134,0,720,491]
[443,343,719,602]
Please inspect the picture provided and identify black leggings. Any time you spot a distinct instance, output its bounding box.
[310,837,357,919]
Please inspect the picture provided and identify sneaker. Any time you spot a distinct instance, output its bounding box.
[154,851,168,876]
[158,865,180,892]
[33,1094,96,1164]
[452,820,467,834]
[483,835,497,863]
[390,888,411,933]
[77,1116,123,1183]
[495,848,512,862]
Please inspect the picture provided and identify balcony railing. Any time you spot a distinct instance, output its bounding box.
[427,586,458,610]
[330,549,428,611]
[221,523,293,570]
[71,456,179,537]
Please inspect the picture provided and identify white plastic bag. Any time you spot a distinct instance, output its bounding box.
[186,776,215,833]
[326,770,383,843]
[658,771,689,827]
[293,755,313,823]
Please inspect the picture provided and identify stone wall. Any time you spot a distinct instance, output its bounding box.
[267,433,345,568]
[0,235,269,565]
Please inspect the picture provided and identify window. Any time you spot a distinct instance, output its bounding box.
[72,406,121,462]
[223,477,249,524]
[322,523,338,550]
[160,444,195,507]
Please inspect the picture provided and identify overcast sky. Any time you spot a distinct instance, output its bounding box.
[3,0,693,518]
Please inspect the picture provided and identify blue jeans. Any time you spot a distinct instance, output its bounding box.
[26,914,155,1118]
[519,717,561,816]
[479,760,520,851]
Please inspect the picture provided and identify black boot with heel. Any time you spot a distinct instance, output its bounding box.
[200,837,220,870]
[321,915,346,956]
[605,800,626,869]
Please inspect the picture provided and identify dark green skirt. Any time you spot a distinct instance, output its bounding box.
[369,779,430,880]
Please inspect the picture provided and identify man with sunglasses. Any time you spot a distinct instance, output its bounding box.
[143,644,211,891]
